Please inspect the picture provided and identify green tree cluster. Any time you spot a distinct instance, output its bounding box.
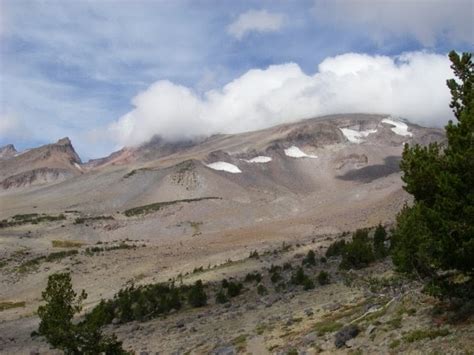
[37,273,126,354]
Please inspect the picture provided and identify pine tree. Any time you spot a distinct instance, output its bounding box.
[37,272,127,354]
[392,51,473,295]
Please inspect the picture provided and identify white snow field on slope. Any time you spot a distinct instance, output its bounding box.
[381,118,413,137]
[243,156,272,163]
[206,161,242,173]
[284,146,318,159]
[340,128,377,143]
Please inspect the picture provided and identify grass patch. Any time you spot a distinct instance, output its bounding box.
[389,339,401,349]
[0,301,26,311]
[255,323,270,335]
[386,315,402,329]
[232,334,247,352]
[84,243,136,255]
[18,250,78,273]
[52,240,84,248]
[0,213,66,228]
[314,320,343,335]
[73,216,114,224]
[0,259,7,269]
[403,328,450,343]
[123,197,220,217]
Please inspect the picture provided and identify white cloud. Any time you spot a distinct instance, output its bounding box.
[228,9,284,39]
[108,51,453,147]
[312,0,473,46]
[0,113,31,141]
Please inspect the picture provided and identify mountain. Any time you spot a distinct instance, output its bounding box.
[0,137,83,190]
[0,144,17,160]
[0,114,444,225]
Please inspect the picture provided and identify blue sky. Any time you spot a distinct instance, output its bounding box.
[0,0,472,160]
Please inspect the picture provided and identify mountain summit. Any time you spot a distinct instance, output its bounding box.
[0,137,83,189]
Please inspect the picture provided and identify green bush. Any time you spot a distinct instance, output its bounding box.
[340,229,375,270]
[188,280,207,307]
[373,224,388,259]
[317,271,330,285]
[89,283,183,324]
[291,266,314,289]
[244,272,262,283]
[226,281,243,298]
[302,250,316,266]
[325,239,346,258]
[249,250,259,259]
[215,289,229,304]
[270,272,282,284]
[257,284,268,295]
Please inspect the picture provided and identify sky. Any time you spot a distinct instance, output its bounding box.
[0,0,473,160]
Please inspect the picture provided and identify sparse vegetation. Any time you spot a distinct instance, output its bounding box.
[18,250,78,273]
[0,213,66,228]
[123,197,220,217]
[84,243,137,255]
[73,215,114,224]
[0,301,26,311]
[402,328,450,343]
[52,240,84,248]
[314,320,343,335]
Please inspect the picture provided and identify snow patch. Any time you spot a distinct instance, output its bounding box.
[206,161,242,173]
[284,146,318,159]
[340,128,377,143]
[243,156,272,163]
[14,149,30,157]
[74,163,83,171]
[381,118,413,137]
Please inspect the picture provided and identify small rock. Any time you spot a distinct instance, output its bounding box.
[213,345,236,355]
[176,320,185,328]
[323,302,341,312]
[303,331,318,345]
[111,317,120,325]
[29,349,40,355]
[305,308,314,316]
[334,325,360,348]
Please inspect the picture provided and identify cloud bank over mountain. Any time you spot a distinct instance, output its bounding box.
[109,51,452,147]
